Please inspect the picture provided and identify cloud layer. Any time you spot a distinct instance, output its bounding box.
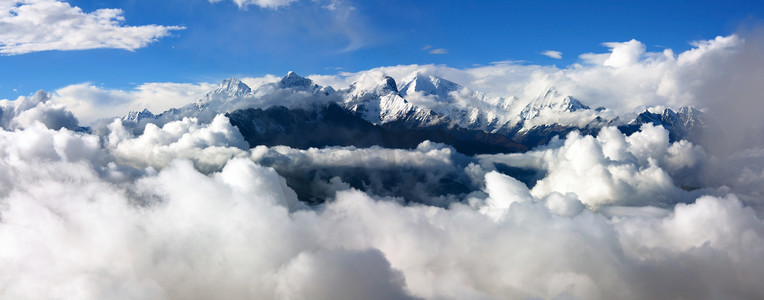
[1,116,764,299]
[0,0,184,55]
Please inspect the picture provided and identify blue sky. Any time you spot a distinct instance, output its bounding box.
[1,0,762,99]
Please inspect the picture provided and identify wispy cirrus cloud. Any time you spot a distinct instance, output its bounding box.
[0,0,184,55]
[208,0,372,53]
[207,0,298,9]
[422,45,447,54]
[429,48,448,54]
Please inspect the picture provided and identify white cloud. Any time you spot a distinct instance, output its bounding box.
[209,0,372,53]
[478,124,710,208]
[51,82,216,124]
[239,75,281,90]
[0,90,79,130]
[429,48,448,54]
[107,114,250,173]
[541,50,562,59]
[208,0,299,9]
[0,0,184,55]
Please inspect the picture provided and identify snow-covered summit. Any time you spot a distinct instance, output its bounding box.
[341,73,432,125]
[265,71,335,96]
[520,88,590,120]
[198,77,252,106]
[394,71,516,132]
[122,108,155,122]
[279,71,315,89]
[398,72,461,101]
[214,78,252,98]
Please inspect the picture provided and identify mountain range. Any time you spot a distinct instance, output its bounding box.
[120,71,710,154]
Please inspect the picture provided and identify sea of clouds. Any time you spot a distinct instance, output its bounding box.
[2,32,764,299]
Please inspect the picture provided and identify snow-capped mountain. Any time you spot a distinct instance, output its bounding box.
[396,72,514,132]
[125,72,335,126]
[519,88,590,120]
[619,106,709,142]
[502,88,610,142]
[122,108,155,123]
[279,71,315,89]
[398,71,462,101]
[340,73,435,126]
[198,77,252,106]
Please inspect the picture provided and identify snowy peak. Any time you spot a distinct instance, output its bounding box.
[215,77,252,97]
[341,74,434,125]
[199,77,252,106]
[346,73,400,97]
[677,106,705,127]
[122,108,155,122]
[625,106,709,142]
[274,71,334,95]
[382,76,399,94]
[520,88,589,119]
[398,72,461,100]
[278,71,315,89]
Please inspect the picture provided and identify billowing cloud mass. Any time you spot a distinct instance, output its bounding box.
[1,115,764,299]
[0,90,79,130]
[0,0,184,55]
[3,33,764,299]
[107,114,250,173]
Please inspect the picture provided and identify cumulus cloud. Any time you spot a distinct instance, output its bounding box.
[0,90,80,130]
[0,0,184,55]
[107,114,250,173]
[541,50,562,59]
[477,124,709,208]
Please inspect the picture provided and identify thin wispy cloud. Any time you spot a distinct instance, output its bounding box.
[209,0,372,53]
[208,0,298,9]
[541,50,563,59]
[0,0,184,55]
[423,45,447,54]
[429,48,448,54]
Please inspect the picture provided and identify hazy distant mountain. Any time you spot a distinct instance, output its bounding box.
[618,106,710,143]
